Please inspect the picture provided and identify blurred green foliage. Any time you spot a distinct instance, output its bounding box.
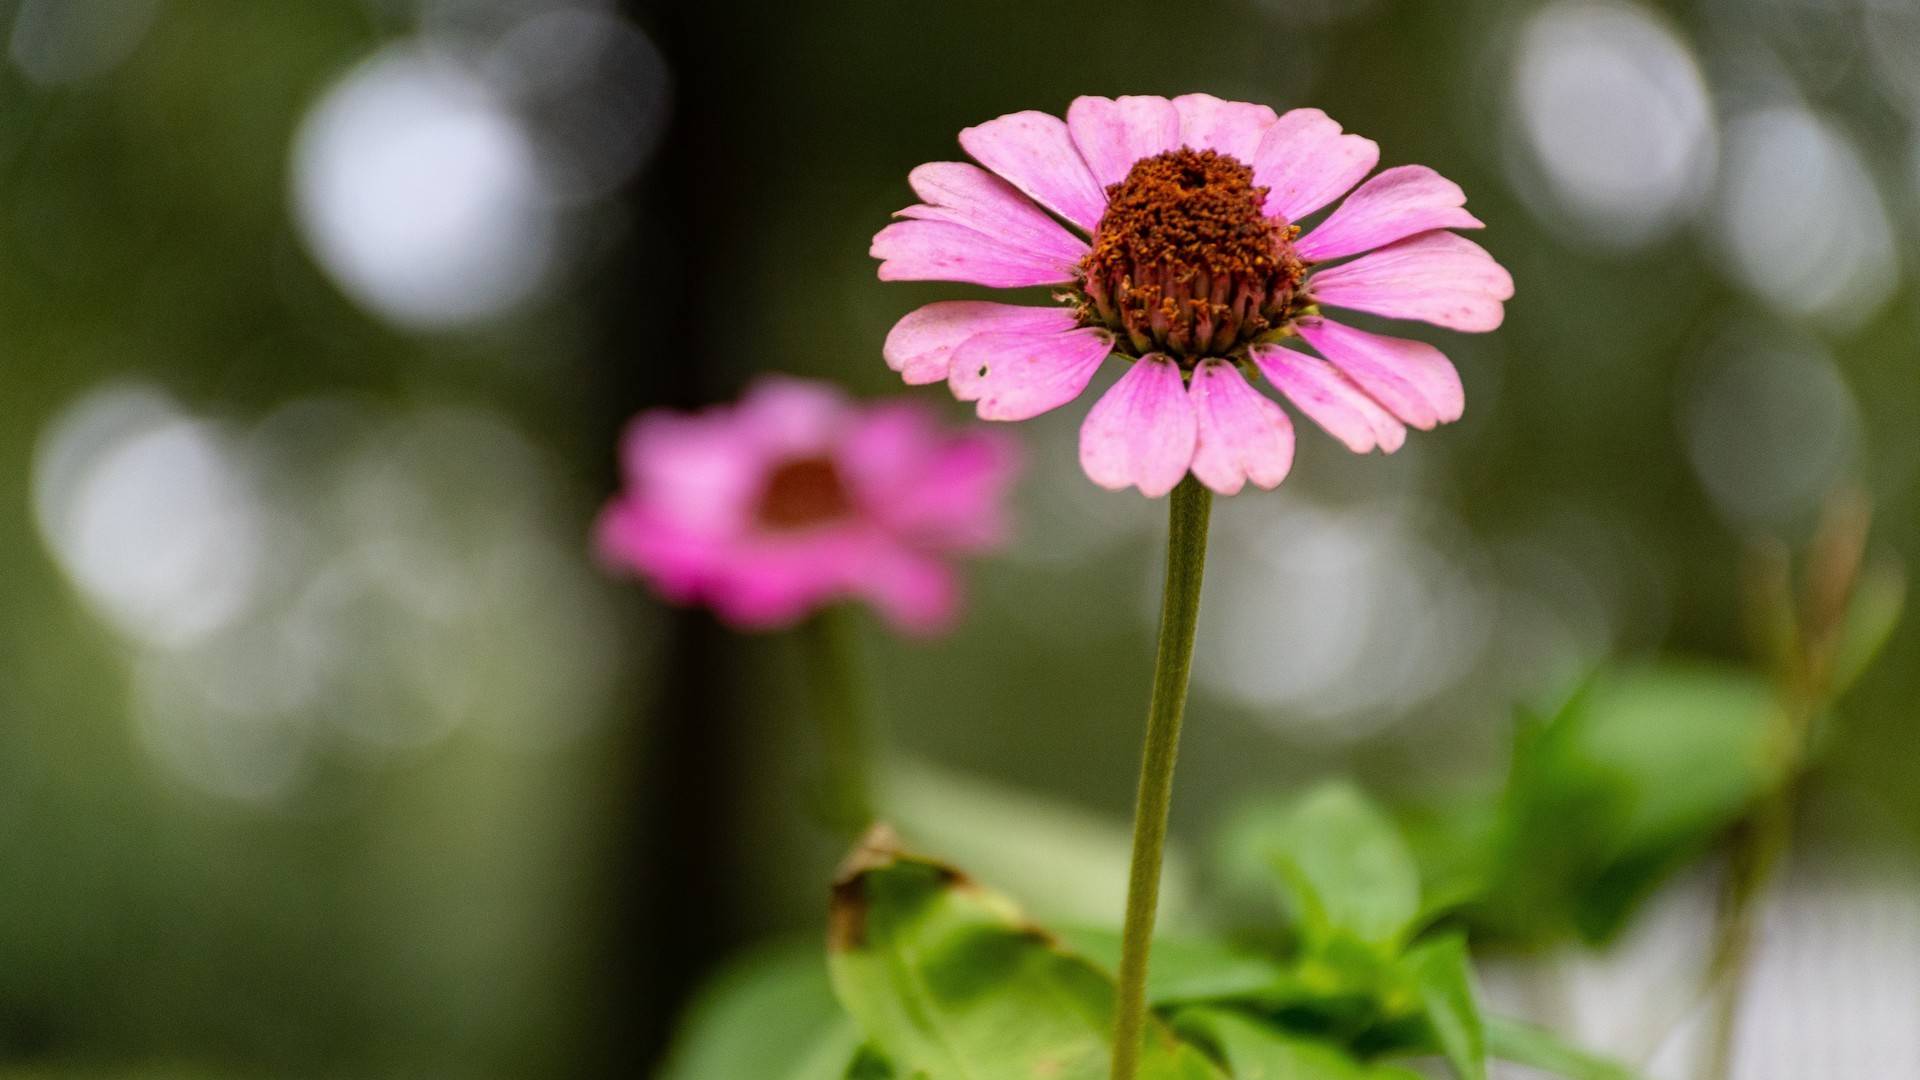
[1437,664,1789,946]
[655,942,860,1080]
[663,780,1654,1079]
[826,836,1225,1079]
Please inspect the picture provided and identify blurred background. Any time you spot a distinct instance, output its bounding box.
[0,0,1915,1076]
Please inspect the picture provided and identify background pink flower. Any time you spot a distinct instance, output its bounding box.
[873,93,1514,497]
[597,377,1017,634]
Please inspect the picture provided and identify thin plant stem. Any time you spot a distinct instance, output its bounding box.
[1702,492,1869,1079]
[803,607,877,837]
[1111,475,1213,1080]
[1702,781,1796,1079]
[1701,550,1807,1080]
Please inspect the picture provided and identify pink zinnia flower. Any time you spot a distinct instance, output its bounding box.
[596,377,1017,635]
[873,94,1514,497]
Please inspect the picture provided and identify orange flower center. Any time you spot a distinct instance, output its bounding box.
[1077,148,1305,363]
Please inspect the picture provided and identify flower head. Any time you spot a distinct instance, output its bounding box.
[873,94,1513,497]
[596,377,1017,634]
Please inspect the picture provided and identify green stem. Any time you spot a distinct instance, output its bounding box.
[804,607,876,837]
[1703,782,1795,1080]
[1111,476,1213,1080]
[1702,541,1823,1079]
[1702,496,1868,1079]
[1703,675,1816,1080]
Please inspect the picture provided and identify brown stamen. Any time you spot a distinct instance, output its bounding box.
[1076,148,1305,363]
[756,456,851,531]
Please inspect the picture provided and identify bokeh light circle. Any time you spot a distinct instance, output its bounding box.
[292,46,556,329]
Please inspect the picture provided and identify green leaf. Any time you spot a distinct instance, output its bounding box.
[1056,926,1295,1006]
[1486,1015,1642,1080]
[1475,665,1786,944]
[844,1045,898,1079]
[1173,1008,1427,1079]
[882,757,1198,928]
[1401,934,1485,1080]
[827,827,1226,1080]
[1565,668,1782,844]
[1220,783,1422,948]
[658,940,867,1080]
[1829,560,1905,697]
[1395,796,1502,927]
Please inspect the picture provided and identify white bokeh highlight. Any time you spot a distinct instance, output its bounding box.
[1193,498,1491,740]
[1509,0,1717,250]
[34,386,630,804]
[8,0,164,86]
[1711,107,1897,330]
[1488,862,1920,1079]
[292,46,556,329]
[33,385,265,649]
[1682,327,1860,527]
[486,6,673,203]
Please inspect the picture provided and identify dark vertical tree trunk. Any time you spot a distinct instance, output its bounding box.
[588,1,750,1071]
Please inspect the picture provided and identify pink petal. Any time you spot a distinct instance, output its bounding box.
[1251,344,1406,454]
[871,219,1075,288]
[1172,93,1277,163]
[883,301,1078,385]
[895,431,1018,552]
[705,533,866,630]
[1067,95,1181,189]
[959,109,1108,233]
[856,546,960,636]
[598,501,853,630]
[949,327,1115,421]
[1188,359,1295,495]
[1078,355,1199,497]
[736,376,852,456]
[615,384,845,539]
[834,399,940,491]
[839,402,1018,551]
[595,499,715,600]
[902,161,1089,266]
[1294,316,1463,429]
[1251,108,1380,223]
[1306,231,1514,332]
[617,411,767,532]
[1296,165,1484,262]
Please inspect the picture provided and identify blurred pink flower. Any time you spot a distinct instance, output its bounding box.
[596,377,1017,635]
[873,94,1513,497]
